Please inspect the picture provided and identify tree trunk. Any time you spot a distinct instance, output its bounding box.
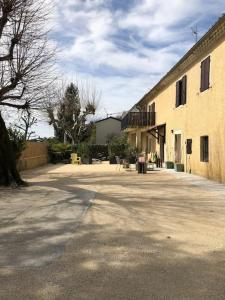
[0,113,26,186]
[64,132,67,144]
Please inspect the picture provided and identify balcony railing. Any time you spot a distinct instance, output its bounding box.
[121,112,155,130]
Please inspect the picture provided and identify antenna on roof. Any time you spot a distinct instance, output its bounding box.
[191,25,199,43]
[103,107,109,118]
[102,108,123,118]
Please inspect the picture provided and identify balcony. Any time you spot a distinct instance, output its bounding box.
[121,112,155,130]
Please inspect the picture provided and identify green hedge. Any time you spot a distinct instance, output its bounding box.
[48,143,72,163]
[77,143,90,161]
[108,135,129,159]
[89,144,108,159]
[49,143,72,153]
[77,143,108,161]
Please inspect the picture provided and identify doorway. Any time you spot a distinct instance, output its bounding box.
[175,134,182,163]
[159,136,165,162]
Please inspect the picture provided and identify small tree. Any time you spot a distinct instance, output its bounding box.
[46,82,100,145]
[108,134,130,160]
[7,127,26,160]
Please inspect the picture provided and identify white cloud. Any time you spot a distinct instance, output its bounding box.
[120,0,225,43]
[54,0,221,77]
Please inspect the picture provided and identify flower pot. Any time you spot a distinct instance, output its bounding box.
[165,161,174,169]
[175,163,184,172]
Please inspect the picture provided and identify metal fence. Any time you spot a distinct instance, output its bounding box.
[121,112,155,130]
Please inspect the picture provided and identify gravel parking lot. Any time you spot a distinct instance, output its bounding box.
[1,163,225,299]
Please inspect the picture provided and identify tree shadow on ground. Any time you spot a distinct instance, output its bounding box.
[1,221,225,300]
[1,166,225,299]
[28,169,225,224]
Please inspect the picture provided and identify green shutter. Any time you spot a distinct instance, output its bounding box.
[182,75,187,105]
[200,56,210,92]
[176,81,180,107]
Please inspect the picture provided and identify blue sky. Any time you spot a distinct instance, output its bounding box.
[37,0,225,136]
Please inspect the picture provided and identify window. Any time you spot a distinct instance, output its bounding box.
[175,75,187,108]
[200,136,209,162]
[200,56,210,92]
[186,139,192,154]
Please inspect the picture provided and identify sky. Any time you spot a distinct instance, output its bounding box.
[36,0,225,137]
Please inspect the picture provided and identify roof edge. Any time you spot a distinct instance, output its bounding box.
[95,116,122,124]
[136,14,225,107]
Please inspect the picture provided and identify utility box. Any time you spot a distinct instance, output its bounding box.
[175,163,184,172]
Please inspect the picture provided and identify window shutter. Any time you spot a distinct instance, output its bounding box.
[149,102,155,112]
[186,139,192,154]
[200,56,210,92]
[205,56,210,90]
[182,75,187,104]
[200,137,203,161]
[204,136,209,162]
[176,81,180,107]
[200,136,209,162]
[200,61,204,92]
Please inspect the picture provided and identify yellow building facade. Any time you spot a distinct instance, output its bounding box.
[123,16,225,183]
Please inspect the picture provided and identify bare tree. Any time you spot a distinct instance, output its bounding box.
[15,109,37,140]
[0,0,55,186]
[44,80,66,141]
[79,79,101,112]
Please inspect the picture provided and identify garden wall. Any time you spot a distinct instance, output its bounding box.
[17,141,48,171]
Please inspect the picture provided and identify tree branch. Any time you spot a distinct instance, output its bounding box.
[0,101,29,109]
[0,33,23,62]
[0,1,13,39]
[1,86,26,101]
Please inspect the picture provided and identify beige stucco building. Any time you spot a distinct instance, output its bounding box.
[122,15,225,183]
[95,117,121,144]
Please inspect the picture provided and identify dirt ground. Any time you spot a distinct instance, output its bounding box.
[1,163,225,299]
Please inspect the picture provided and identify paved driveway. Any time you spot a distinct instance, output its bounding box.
[1,163,225,299]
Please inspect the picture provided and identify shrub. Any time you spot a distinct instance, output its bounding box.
[48,143,72,163]
[77,143,91,161]
[50,143,72,153]
[89,144,108,160]
[8,127,26,161]
[108,134,139,164]
[77,143,109,162]
[127,146,138,163]
[108,134,129,159]
[148,152,158,163]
